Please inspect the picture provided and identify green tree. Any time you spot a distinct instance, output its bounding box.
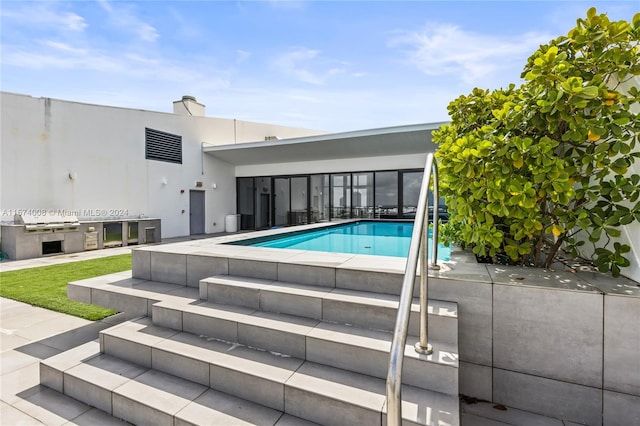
[433,8,640,276]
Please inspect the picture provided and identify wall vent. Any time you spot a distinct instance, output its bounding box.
[145,128,182,164]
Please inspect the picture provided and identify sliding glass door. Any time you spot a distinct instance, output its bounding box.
[352,172,373,218]
[331,174,351,219]
[310,174,329,223]
[255,177,271,230]
[375,171,398,218]
[273,178,290,227]
[401,171,424,218]
[290,177,309,225]
[238,167,438,230]
[237,177,255,230]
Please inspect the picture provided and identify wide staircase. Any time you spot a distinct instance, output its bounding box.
[40,254,460,425]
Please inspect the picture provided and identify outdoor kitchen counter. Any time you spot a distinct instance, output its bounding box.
[0,217,161,260]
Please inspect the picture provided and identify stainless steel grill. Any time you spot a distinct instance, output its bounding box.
[15,213,80,232]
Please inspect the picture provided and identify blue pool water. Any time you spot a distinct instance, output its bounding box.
[229,221,450,260]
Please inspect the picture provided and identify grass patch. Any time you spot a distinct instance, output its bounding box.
[0,254,131,320]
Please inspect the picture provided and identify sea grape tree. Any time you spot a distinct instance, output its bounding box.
[433,8,640,275]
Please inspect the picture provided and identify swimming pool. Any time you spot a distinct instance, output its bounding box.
[228,221,450,259]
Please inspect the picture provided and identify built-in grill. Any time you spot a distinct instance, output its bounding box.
[1,213,160,260]
[15,213,80,232]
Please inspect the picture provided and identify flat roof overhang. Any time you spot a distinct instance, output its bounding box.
[203,122,447,166]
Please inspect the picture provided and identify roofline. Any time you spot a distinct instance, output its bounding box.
[203,121,448,153]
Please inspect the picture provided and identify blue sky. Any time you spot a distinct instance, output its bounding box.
[1,1,637,132]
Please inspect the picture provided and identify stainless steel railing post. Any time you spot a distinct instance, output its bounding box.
[415,213,433,355]
[430,162,440,269]
[386,153,439,425]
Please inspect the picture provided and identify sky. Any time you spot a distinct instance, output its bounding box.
[1,1,637,132]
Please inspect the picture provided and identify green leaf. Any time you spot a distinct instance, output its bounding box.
[612,264,621,277]
[594,142,610,154]
[605,227,621,238]
[611,158,630,174]
[579,86,599,99]
[589,227,603,242]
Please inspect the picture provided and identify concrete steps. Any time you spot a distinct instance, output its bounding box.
[42,319,459,425]
[152,298,458,395]
[68,270,200,319]
[46,249,461,425]
[40,340,316,426]
[200,275,458,344]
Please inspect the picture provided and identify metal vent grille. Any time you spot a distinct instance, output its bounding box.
[145,128,182,164]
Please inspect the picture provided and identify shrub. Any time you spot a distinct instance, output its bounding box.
[433,8,640,276]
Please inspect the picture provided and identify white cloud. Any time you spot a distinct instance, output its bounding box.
[199,83,453,132]
[236,50,252,62]
[389,23,552,84]
[3,40,228,89]
[167,7,202,39]
[98,0,159,42]
[272,48,345,85]
[1,3,88,32]
[266,1,306,11]
[41,40,89,56]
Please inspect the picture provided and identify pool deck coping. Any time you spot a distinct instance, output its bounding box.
[132,221,640,297]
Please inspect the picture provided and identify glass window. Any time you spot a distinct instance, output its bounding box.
[310,174,329,223]
[254,177,271,230]
[375,171,398,218]
[331,174,351,219]
[352,172,373,218]
[402,171,423,218]
[237,168,430,227]
[274,178,290,227]
[237,177,254,230]
[290,177,308,225]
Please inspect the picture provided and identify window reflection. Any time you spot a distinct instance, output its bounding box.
[375,171,398,218]
[331,174,351,219]
[352,172,373,218]
[290,177,308,225]
[255,177,271,230]
[402,171,423,218]
[237,168,446,230]
[310,175,329,223]
[274,178,290,227]
[237,177,254,230]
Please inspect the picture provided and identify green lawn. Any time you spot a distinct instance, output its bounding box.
[0,254,131,320]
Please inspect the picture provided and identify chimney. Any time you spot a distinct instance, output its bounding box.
[173,95,205,117]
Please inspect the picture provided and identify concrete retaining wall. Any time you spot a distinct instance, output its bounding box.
[129,240,640,425]
[431,259,640,426]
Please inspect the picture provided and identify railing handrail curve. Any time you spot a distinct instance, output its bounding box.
[386,152,439,425]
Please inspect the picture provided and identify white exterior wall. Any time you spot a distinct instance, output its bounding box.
[615,76,640,282]
[0,92,324,238]
[620,155,640,282]
[574,76,640,282]
[234,153,428,177]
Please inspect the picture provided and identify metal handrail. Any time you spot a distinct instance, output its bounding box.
[386,152,439,425]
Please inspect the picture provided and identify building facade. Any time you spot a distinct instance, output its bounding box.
[0,92,440,248]
[1,90,638,283]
